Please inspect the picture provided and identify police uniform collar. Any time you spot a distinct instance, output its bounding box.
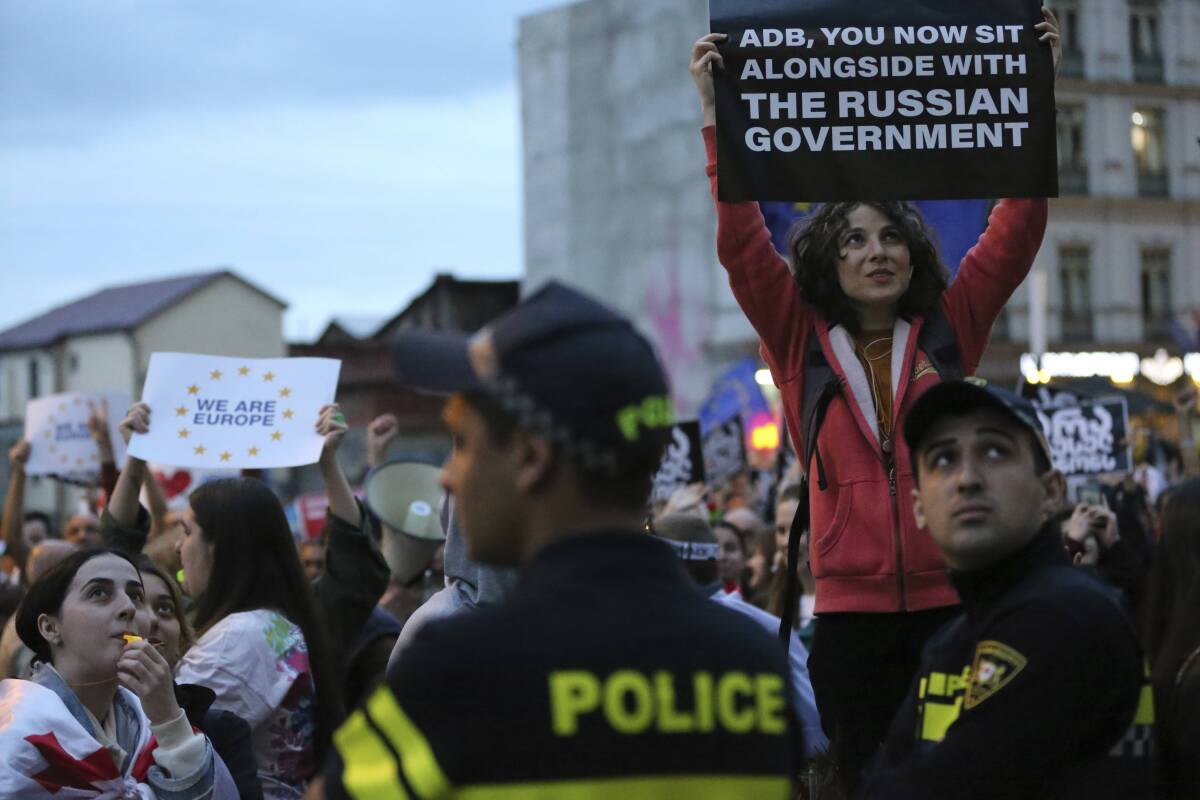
[947,521,1067,616]
[522,529,684,584]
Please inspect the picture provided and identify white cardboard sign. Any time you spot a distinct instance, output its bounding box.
[127,353,341,469]
[24,392,129,481]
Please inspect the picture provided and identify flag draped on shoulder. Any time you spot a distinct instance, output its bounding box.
[0,679,157,799]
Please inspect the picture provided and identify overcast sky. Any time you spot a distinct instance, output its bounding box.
[0,0,564,341]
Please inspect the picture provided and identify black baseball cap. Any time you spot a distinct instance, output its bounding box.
[903,378,1053,467]
[391,281,673,474]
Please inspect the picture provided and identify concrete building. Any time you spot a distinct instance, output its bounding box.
[0,269,287,517]
[519,0,1200,411]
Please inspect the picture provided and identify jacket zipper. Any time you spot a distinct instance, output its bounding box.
[885,446,907,611]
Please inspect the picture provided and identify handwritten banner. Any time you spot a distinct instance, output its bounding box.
[703,416,748,484]
[24,392,129,481]
[711,0,1057,200]
[128,353,341,469]
[651,421,707,504]
[1033,396,1131,476]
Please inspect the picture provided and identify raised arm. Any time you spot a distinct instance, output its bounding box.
[2,441,31,573]
[316,403,360,528]
[690,33,810,380]
[87,397,119,499]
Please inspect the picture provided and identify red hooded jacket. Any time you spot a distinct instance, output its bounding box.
[704,126,1048,613]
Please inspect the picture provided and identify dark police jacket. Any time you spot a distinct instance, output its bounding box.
[859,526,1154,799]
[323,530,800,799]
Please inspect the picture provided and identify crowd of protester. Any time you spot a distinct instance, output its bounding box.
[0,10,1198,799]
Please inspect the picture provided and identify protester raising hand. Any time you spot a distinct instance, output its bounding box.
[316,403,360,528]
[366,413,400,469]
[1036,6,1063,75]
[1,440,33,576]
[689,32,726,127]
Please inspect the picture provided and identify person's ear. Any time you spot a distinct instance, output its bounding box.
[1039,469,1066,521]
[37,613,61,647]
[911,488,927,530]
[511,430,555,493]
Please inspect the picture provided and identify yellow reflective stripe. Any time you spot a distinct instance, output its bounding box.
[366,686,452,799]
[1134,682,1155,725]
[333,710,411,800]
[456,775,791,799]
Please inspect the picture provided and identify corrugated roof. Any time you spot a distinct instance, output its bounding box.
[0,270,284,353]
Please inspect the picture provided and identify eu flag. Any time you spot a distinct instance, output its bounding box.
[759,199,991,280]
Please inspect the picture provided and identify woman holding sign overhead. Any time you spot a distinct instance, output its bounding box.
[690,9,1059,789]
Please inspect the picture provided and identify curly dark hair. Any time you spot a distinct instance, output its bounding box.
[785,201,950,334]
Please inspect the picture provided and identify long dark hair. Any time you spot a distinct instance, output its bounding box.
[188,477,343,760]
[785,201,949,334]
[15,548,142,665]
[1143,478,1200,737]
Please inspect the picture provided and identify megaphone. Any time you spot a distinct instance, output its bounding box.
[364,460,445,583]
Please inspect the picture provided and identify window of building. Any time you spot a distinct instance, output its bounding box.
[1132,108,1167,197]
[1129,0,1164,82]
[28,358,39,399]
[1059,246,1093,341]
[1140,247,1172,338]
[1052,1,1084,77]
[1056,104,1088,194]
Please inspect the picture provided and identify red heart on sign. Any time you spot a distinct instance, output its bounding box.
[155,470,193,498]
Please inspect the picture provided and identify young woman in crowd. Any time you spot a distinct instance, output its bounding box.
[137,554,264,799]
[3,548,235,797]
[113,402,346,799]
[689,13,1059,787]
[1144,477,1200,797]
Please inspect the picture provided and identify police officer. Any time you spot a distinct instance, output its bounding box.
[859,379,1153,798]
[315,282,800,799]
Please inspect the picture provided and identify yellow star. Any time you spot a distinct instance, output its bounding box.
[219,451,232,462]
[73,397,82,405]
[194,445,206,456]
[271,431,282,441]
[175,406,188,417]
[210,369,223,380]
[248,446,260,456]
[238,366,250,376]
[48,415,55,423]
[59,403,67,412]
[187,384,200,395]
[75,458,84,466]
[61,455,68,464]
[262,371,275,382]
[178,428,190,439]
[43,430,52,438]
[48,445,56,453]
[282,409,295,420]
[279,387,292,398]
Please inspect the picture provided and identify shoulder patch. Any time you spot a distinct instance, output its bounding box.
[965,640,1027,709]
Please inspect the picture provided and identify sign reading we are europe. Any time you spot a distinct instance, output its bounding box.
[128,353,341,469]
[24,392,129,481]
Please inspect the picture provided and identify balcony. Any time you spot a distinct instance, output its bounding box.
[1059,49,1084,78]
[1133,53,1164,83]
[1058,165,1089,195]
[1137,170,1169,198]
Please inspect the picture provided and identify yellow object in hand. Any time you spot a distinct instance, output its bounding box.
[122,634,143,644]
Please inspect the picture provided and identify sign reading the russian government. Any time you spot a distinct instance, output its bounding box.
[128,353,341,469]
[24,392,129,481]
[711,0,1057,201]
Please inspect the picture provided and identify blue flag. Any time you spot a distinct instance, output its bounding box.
[760,199,991,279]
[698,357,770,435]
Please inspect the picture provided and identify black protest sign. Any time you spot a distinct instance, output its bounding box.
[710,0,1057,201]
[703,416,747,484]
[651,421,707,504]
[1034,397,1131,476]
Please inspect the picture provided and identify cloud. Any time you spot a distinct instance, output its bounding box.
[0,0,562,141]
